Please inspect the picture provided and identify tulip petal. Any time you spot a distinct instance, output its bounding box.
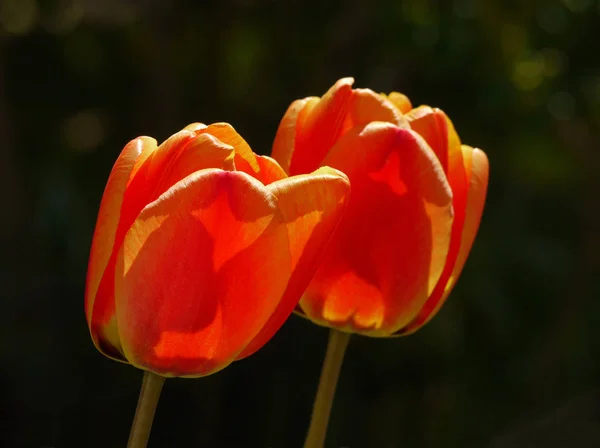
[86,137,156,359]
[160,133,236,185]
[255,155,288,185]
[288,78,355,175]
[283,79,412,176]
[196,123,260,174]
[237,167,351,358]
[91,131,236,359]
[114,170,292,377]
[272,97,319,174]
[349,89,410,129]
[300,122,454,335]
[196,122,285,185]
[183,122,208,132]
[96,133,193,320]
[401,146,488,333]
[397,108,470,335]
[386,92,413,114]
[406,106,462,174]
[447,147,489,292]
[117,130,196,238]
[119,130,236,246]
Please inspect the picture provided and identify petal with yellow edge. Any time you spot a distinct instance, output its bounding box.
[254,155,288,185]
[237,167,351,358]
[289,78,355,175]
[397,107,470,335]
[182,122,207,132]
[86,136,156,360]
[120,130,235,234]
[195,122,285,185]
[90,131,236,361]
[277,79,412,176]
[114,169,292,377]
[300,122,454,336]
[386,92,413,114]
[348,89,409,130]
[402,145,488,333]
[271,97,318,174]
[447,147,489,295]
[407,106,457,174]
[196,123,259,174]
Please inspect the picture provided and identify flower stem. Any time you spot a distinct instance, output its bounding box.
[127,371,166,448]
[304,329,351,448]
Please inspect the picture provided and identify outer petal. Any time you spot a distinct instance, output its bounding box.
[196,123,259,173]
[450,147,488,289]
[386,92,413,114]
[396,107,470,334]
[288,78,355,175]
[196,122,283,185]
[406,106,461,174]
[117,130,236,256]
[255,155,288,185]
[182,122,207,132]
[299,122,454,335]
[85,137,156,359]
[237,167,351,358]
[91,131,234,360]
[402,146,488,333]
[283,79,410,176]
[114,170,292,377]
[271,97,319,174]
[348,89,409,130]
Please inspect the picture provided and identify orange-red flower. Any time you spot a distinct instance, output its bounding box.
[85,122,350,377]
[272,78,489,336]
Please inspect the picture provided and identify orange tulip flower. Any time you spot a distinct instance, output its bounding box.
[272,78,489,337]
[85,122,350,378]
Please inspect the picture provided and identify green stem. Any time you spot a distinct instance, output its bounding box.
[127,371,166,448]
[304,329,351,448]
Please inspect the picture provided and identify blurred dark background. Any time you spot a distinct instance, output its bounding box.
[2,0,600,447]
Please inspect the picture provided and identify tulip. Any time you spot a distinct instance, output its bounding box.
[272,78,488,447]
[85,122,350,447]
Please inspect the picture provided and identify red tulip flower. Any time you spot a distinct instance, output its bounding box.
[85,122,350,378]
[272,78,489,336]
[273,78,489,448]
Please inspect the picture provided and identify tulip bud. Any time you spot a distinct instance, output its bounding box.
[85,122,350,377]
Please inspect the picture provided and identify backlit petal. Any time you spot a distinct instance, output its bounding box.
[299,122,454,335]
[289,78,355,175]
[93,133,193,342]
[398,109,470,334]
[237,167,351,358]
[195,122,286,185]
[91,130,235,360]
[387,92,413,114]
[86,137,155,359]
[406,106,462,174]
[271,97,318,174]
[114,170,292,377]
[255,155,288,185]
[401,146,488,333]
[119,129,235,247]
[118,130,196,238]
[183,122,207,132]
[196,123,260,176]
[447,147,488,293]
[283,80,411,176]
[349,89,409,129]
[156,133,236,189]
